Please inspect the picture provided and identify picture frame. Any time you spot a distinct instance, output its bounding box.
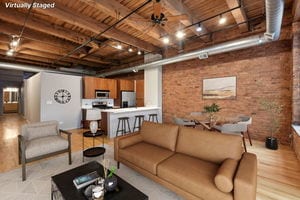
[202,76,236,100]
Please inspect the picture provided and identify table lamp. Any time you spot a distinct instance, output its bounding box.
[86,109,101,134]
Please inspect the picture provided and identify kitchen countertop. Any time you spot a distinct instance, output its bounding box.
[101,107,160,114]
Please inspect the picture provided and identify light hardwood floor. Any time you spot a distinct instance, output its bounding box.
[0,113,299,199]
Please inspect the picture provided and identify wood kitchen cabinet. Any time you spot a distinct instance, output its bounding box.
[136,80,144,107]
[107,79,117,99]
[83,76,117,99]
[119,79,134,91]
[83,76,96,99]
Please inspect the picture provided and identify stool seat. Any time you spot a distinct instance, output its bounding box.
[133,115,145,132]
[148,113,158,123]
[116,117,131,137]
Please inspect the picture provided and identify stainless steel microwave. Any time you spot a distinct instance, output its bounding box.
[95,90,110,99]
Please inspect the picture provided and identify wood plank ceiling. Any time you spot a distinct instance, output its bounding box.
[0,0,294,74]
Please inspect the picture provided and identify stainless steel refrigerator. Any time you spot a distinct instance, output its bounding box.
[120,91,136,108]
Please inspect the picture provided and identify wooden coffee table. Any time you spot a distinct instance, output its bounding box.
[51,161,148,200]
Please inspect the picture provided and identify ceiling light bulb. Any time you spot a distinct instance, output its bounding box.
[175,31,185,39]
[196,24,202,32]
[10,39,19,47]
[128,47,133,52]
[137,50,142,55]
[219,15,226,24]
[116,44,122,50]
[6,49,14,56]
[162,36,170,44]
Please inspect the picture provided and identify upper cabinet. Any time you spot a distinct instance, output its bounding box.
[136,80,144,107]
[118,79,134,91]
[83,76,96,99]
[83,76,117,99]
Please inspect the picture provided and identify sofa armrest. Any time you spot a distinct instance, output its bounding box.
[114,132,141,162]
[59,129,72,146]
[234,152,257,200]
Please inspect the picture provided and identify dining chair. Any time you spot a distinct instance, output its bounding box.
[173,117,196,128]
[237,116,252,146]
[214,123,248,152]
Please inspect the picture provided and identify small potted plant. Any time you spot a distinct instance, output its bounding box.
[203,103,221,127]
[260,99,283,150]
[102,159,118,192]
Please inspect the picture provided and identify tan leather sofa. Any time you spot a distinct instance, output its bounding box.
[114,122,257,200]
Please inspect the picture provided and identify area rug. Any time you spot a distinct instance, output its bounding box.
[0,145,182,200]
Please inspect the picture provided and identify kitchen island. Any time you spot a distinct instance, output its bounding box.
[101,107,161,138]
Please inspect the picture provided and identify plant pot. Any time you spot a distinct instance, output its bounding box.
[104,175,118,192]
[265,137,278,150]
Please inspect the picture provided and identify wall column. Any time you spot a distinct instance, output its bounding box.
[144,53,163,122]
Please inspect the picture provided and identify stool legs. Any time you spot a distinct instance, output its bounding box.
[116,118,131,136]
[148,114,158,123]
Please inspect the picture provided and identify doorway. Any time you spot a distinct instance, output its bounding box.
[3,87,19,113]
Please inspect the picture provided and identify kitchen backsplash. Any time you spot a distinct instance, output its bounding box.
[81,99,114,109]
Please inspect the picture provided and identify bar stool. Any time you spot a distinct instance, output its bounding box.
[148,113,158,123]
[116,117,131,137]
[133,115,145,132]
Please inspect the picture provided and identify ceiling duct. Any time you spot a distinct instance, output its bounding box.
[0,62,95,76]
[98,0,284,77]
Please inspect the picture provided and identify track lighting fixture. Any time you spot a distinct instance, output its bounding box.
[137,50,142,55]
[196,23,202,32]
[175,30,185,39]
[6,49,14,56]
[219,14,226,24]
[128,47,133,52]
[10,35,20,47]
[162,36,170,44]
[116,44,122,50]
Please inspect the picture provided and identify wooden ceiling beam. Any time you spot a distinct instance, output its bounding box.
[163,0,207,35]
[19,49,105,68]
[0,45,70,66]
[0,32,116,65]
[0,21,86,54]
[11,0,159,53]
[0,7,96,46]
[81,0,164,44]
[293,0,300,22]
[225,0,248,32]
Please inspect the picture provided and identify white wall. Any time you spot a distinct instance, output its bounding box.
[40,72,82,129]
[24,73,41,122]
[144,53,162,107]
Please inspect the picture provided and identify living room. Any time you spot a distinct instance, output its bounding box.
[0,0,300,200]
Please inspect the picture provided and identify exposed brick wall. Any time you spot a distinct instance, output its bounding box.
[292,22,300,123]
[162,40,292,144]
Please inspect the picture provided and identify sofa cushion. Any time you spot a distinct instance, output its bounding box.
[157,153,233,200]
[119,142,174,175]
[25,135,68,159]
[214,158,239,193]
[22,121,59,141]
[176,127,243,164]
[140,122,179,151]
[119,134,143,149]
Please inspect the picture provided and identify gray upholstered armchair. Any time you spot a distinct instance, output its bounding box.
[18,120,72,181]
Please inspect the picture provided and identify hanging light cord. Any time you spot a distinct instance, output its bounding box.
[18,0,35,38]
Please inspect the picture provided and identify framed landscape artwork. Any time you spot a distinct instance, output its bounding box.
[202,76,236,99]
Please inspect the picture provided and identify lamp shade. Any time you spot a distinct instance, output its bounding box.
[86,109,101,121]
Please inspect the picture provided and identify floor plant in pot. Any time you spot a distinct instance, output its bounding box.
[260,99,283,150]
[203,103,221,127]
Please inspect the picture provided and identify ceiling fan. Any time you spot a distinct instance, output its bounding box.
[150,0,187,26]
[133,0,188,29]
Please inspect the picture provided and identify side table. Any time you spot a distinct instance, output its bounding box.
[82,130,105,162]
